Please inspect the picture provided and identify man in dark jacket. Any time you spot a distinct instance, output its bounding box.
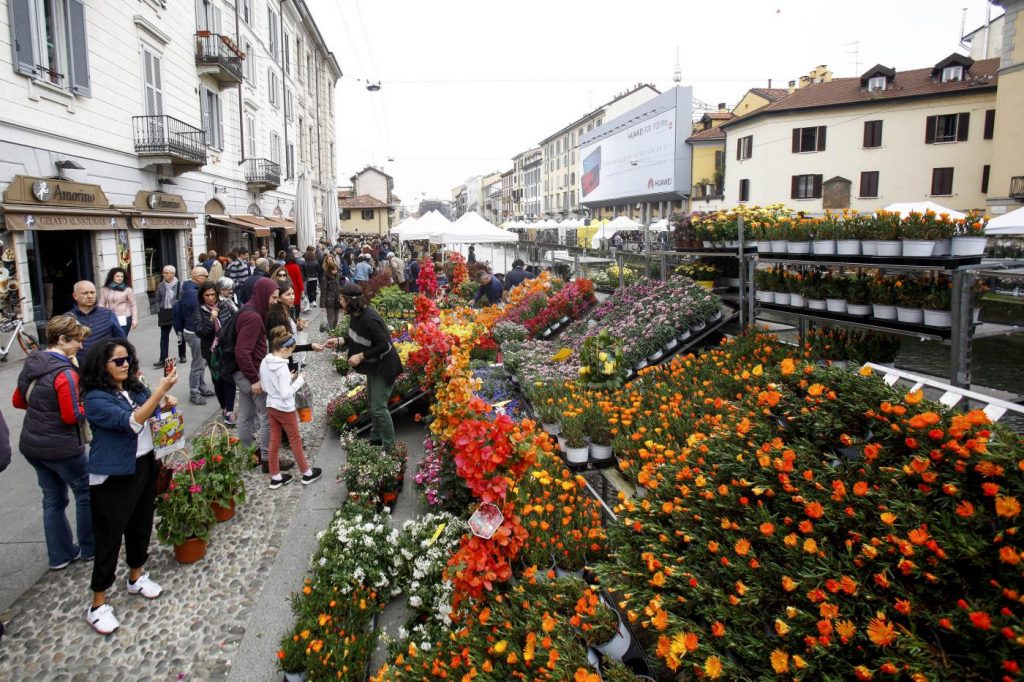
[69,281,126,356]
[502,259,535,292]
[224,247,252,290]
[237,257,270,305]
[472,271,504,307]
[0,409,10,474]
[232,277,292,471]
[173,267,214,405]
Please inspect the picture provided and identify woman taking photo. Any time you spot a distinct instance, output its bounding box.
[194,280,237,426]
[81,339,178,635]
[98,267,138,336]
[328,284,403,452]
[12,315,93,570]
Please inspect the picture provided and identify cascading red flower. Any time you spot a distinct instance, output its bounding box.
[448,252,469,287]
[417,257,439,298]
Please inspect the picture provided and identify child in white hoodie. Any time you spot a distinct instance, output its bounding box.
[259,326,322,489]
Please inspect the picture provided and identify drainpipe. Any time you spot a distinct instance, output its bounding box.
[280,1,288,181]
[237,1,244,166]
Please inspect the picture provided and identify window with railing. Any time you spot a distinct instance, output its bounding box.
[132,115,206,164]
[1010,176,1024,200]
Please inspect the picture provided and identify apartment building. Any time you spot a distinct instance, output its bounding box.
[500,169,513,223]
[0,0,339,326]
[511,146,542,220]
[538,83,659,220]
[987,1,1024,213]
[720,54,999,213]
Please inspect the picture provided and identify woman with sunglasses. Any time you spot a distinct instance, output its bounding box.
[80,339,178,635]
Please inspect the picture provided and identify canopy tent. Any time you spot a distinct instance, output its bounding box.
[881,201,966,220]
[649,218,671,232]
[986,207,1024,236]
[294,168,317,250]
[397,210,451,242]
[589,215,645,248]
[390,216,419,235]
[429,211,518,244]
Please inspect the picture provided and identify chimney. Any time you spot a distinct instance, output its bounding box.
[717,102,727,111]
[768,78,772,88]
[788,80,796,93]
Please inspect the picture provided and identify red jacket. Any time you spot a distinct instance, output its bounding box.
[285,262,304,299]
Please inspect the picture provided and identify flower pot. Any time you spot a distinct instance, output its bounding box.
[755,290,775,303]
[923,308,952,327]
[861,239,879,256]
[541,329,552,339]
[556,435,567,451]
[593,615,634,662]
[847,303,871,317]
[932,238,951,256]
[701,240,712,248]
[647,349,664,363]
[872,303,897,320]
[381,490,399,506]
[690,321,706,333]
[211,499,236,523]
[664,337,679,352]
[951,236,987,256]
[773,292,791,306]
[770,239,787,253]
[634,359,648,370]
[812,239,836,255]
[541,422,561,436]
[787,240,811,254]
[876,240,902,257]
[836,239,862,255]
[788,293,805,308]
[590,443,613,461]
[559,316,569,324]
[677,329,691,343]
[896,306,924,324]
[807,298,827,311]
[564,445,589,464]
[826,298,848,314]
[696,280,715,290]
[284,671,307,682]
[902,240,936,257]
[712,310,723,322]
[555,564,585,579]
[173,537,207,564]
[756,240,771,253]
[726,240,740,248]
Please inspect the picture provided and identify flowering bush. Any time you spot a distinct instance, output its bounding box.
[312,506,403,600]
[192,430,248,509]
[340,435,404,504]
[155,458,216,547]
[577,329,626,390]
[325,388,367,431]
[521,279,596,337]
[396,512,467,630]
[416,257,439,298]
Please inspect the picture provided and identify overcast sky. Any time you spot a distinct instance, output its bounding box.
[307,0,1001,208]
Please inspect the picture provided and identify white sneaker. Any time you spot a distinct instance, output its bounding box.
[126,573,162,599]
[86,604,119,635]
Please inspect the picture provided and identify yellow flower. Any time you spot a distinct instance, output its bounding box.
[770,649,789,673]
[705,656,723,678]
[774,619,790,636]
[493,640,507,654]
[602,362,615,375]
[598,351,608,361]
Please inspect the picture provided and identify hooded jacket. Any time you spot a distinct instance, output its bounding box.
[12,350,86,460]
[344,305,403,384]
[259,353,306,411]
[235,277,278,384]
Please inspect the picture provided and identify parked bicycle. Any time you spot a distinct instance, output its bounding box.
[0,299,40,361]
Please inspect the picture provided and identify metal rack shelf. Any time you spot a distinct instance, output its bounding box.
[759,303,950,341]
[757,252,983,271]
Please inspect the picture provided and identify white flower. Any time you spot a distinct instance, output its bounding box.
[409,595,422,608]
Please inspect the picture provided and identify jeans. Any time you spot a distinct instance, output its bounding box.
[120,316,133,337]
[89,452,156,593]
[233,371,269,459]
[267,408,310,476]
[306,279,318,305]
[159,325,186,362]
[183,331,208,396]
[365,372,395,451]
[26,454,94,567]
[213,374,236,412]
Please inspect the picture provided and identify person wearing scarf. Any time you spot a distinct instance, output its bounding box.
[193,281,237,425]
[98,267,138,337]
[153,267,185,369]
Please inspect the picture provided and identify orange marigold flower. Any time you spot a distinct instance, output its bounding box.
[807,383,825,397]
[1000,546,1020,565]
[770,649,789,673]
[781,575,797,592]
[780,358,796,375]
[735,538,751,556]
[855,665,875,680]
[759,521,776,536]
[880,512,897,526]
[956,500,975,517]
[711,621,726,637]
[867,616,898,646]
[895,599,912,615]
[864,443,882,461]
[836,620,856,640]
[853,481,869,496]
[970,611,993,630]
[905,389,924,404]
[996,495,1021,518]
[705,655,723,679]
[805,501,824,519]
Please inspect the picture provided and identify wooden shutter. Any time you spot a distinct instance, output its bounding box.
[195,0,206,29]
[739,179,749,202]
[956,112,970,141]
[863,122,872,148]
[745,136,752,159]
[8,0,35,76]
[984,110,995,139]
[143,47,163,116]
[65,0,91,96]
[736,138,742,160]
[982,165,991,194]
[925,116,937,144]
[812,175,823,198]
[792,129,800,153]
[790,176,799,199]
[199,87,212,146]
[816,126,827,151]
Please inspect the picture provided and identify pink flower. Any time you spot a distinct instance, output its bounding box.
[189,484,202,494]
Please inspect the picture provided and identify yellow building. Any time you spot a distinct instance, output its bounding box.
[988,1,1024,211]
[338,195,391,236]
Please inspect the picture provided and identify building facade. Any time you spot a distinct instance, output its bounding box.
[500,169,513,223]
[0,0,340,327]
[988,1,1024,213]
[349,166,396,229]
[338,194,390,236]
[720,56,999,214]
[511,146,541,220]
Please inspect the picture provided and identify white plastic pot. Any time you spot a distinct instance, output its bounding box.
[836,239,862,255]
[593,615,634,662]
[847,303,871,317]
[787,240,811,254]
[757,240,771,253]
[647,349,664,363]
[770,239,788,253]
[951,236,987,256]
[872,304,897,320]
[756,290,775,303]
[807,299,827,311]
[897,306,924,324]
[932,239,951,257]
[876,240,902,257]
[542,422,561,436]
[861,240,879,256]
[826,298,848,314]
[812,239,836,255]
[590,443,613,461]
[923,309,952,327]
[634,359,648,370]
[664,337,678,352]
[789,293,805,308]
[902,240,935,257]
[564,445,590,464]
[774,292,791,306]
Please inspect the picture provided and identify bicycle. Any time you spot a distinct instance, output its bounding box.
[0,299,40,361]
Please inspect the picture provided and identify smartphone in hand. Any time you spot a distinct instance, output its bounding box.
[164,358,175,377]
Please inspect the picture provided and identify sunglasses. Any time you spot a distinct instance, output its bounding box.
[108,356,132,367]
[282,337,297,349]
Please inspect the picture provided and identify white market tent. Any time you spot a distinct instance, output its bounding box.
[429,211,518,244]
[390,216,419,235]
[589,215,644,248]
[397,211,451,242]
[649,218,671,232]
[882,201,967,220]
[986,207,1024,236]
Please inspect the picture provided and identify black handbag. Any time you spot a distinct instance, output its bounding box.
[157,308,174,327]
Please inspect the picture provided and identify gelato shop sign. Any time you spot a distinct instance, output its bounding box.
[3,175,111,209]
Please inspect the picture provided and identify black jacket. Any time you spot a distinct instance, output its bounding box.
[15,351,85,460]
[238,269,270,306]
[343,306,402,384]
[320,273,342,309]
[194,300,237,360]
[0,409,11,473]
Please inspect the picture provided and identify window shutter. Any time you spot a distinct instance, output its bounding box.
[863,122,871,148]
[925,116,936,144]
[736,139,741,160]
[215,93,223,149]
[213,5,222,34]
[982,165,991,194]
[874,121,883,147]
[984,110,995,140]
[199,88,212,147]
[812,175,823,198]
[792,128,800,153]
[816,126,826,151]
[8,0,36,76]
[957,112,970,141]
[195,0,206,29]
[65,0,91,96]
[790,176,799,199]
[746,136,752,159]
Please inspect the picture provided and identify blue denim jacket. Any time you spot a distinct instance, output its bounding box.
[84,387,151,476]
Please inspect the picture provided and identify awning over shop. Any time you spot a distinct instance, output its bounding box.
[1,204,128,231]
[206,214,271,237]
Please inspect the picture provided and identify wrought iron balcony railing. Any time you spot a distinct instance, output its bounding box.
[195,32,244,84]
[132,115,206,166]
[244,158,281,190]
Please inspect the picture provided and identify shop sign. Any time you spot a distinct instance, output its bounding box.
[3,175,111,209]
[4,213,126,231]
[133,191,188,212]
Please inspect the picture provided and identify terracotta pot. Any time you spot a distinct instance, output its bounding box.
[297,407,313,423]
[211,499,236,523]
[173,537,207,564]
[388,395,402,405]
[381,490,398,506]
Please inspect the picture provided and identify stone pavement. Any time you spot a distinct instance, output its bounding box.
[0,304,417,680]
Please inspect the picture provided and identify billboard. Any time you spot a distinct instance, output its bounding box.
[578,86,692,205]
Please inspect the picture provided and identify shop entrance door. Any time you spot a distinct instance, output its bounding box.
[143,230,179,313]
[26,230,94,322]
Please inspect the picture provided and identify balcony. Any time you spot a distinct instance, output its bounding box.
[132,115,206,173]
[1011,176,1024,201]
[244,158,281,192]
[691,184,724,201]
[195,32,244,88]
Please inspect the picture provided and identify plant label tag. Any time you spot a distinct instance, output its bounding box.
[984,404,1007,422]
[347,386,364,397]
[426,523,447,546]
[468,503,504,540]
[939,392,962,408]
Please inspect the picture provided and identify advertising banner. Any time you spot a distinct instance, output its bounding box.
[578,108,677,203]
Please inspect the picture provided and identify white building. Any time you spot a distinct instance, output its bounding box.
[0,0,340,326]
[512,146,541,220]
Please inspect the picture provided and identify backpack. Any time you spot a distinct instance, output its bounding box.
[214,308,242,377]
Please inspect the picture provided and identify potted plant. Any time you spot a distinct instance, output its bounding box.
[801,271,827,310]
[333,353,350,375]
[922,279,953,327]
[326,389,368,431]
[192,431,247,522]
[951,212,989,256]
[837,211,868,255]
[578,330,626,391]
[574,587,633,662]
[787,272,806,308]
[786,219,812,254]
[901,210,941,257]
[822,275,849,314]
[773,269,792,306]
[812,213,841,255]
[869,276,897,320]
[845,274,872,316]
[559,408,590,465]
[895,277,924,323]
[754,268,777,303]
[583,400,614,463]
[770,217,789,253]
[155,462,217,564]
[277,621,312,681]
[874,209,904,256]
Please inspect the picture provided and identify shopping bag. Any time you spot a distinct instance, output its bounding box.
[150,407,185,457]
[295,383,313,423]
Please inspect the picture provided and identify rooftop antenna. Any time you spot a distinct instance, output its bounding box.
[845,40,861,75]
[673,46,682,83]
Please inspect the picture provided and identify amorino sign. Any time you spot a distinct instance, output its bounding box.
[3,175,111,209]
[133,191,188,213]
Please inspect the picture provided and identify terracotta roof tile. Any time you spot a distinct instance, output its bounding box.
[687,126,726,142]
[749,87,791,101]
[704,111,735,120]
[339,194,390,209]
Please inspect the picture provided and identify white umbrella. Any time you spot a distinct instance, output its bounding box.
[986,207,1024,235]
[882,201,966,220]
[398,210,452,242]
[294,168,317,250]
[323,188,340,242]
